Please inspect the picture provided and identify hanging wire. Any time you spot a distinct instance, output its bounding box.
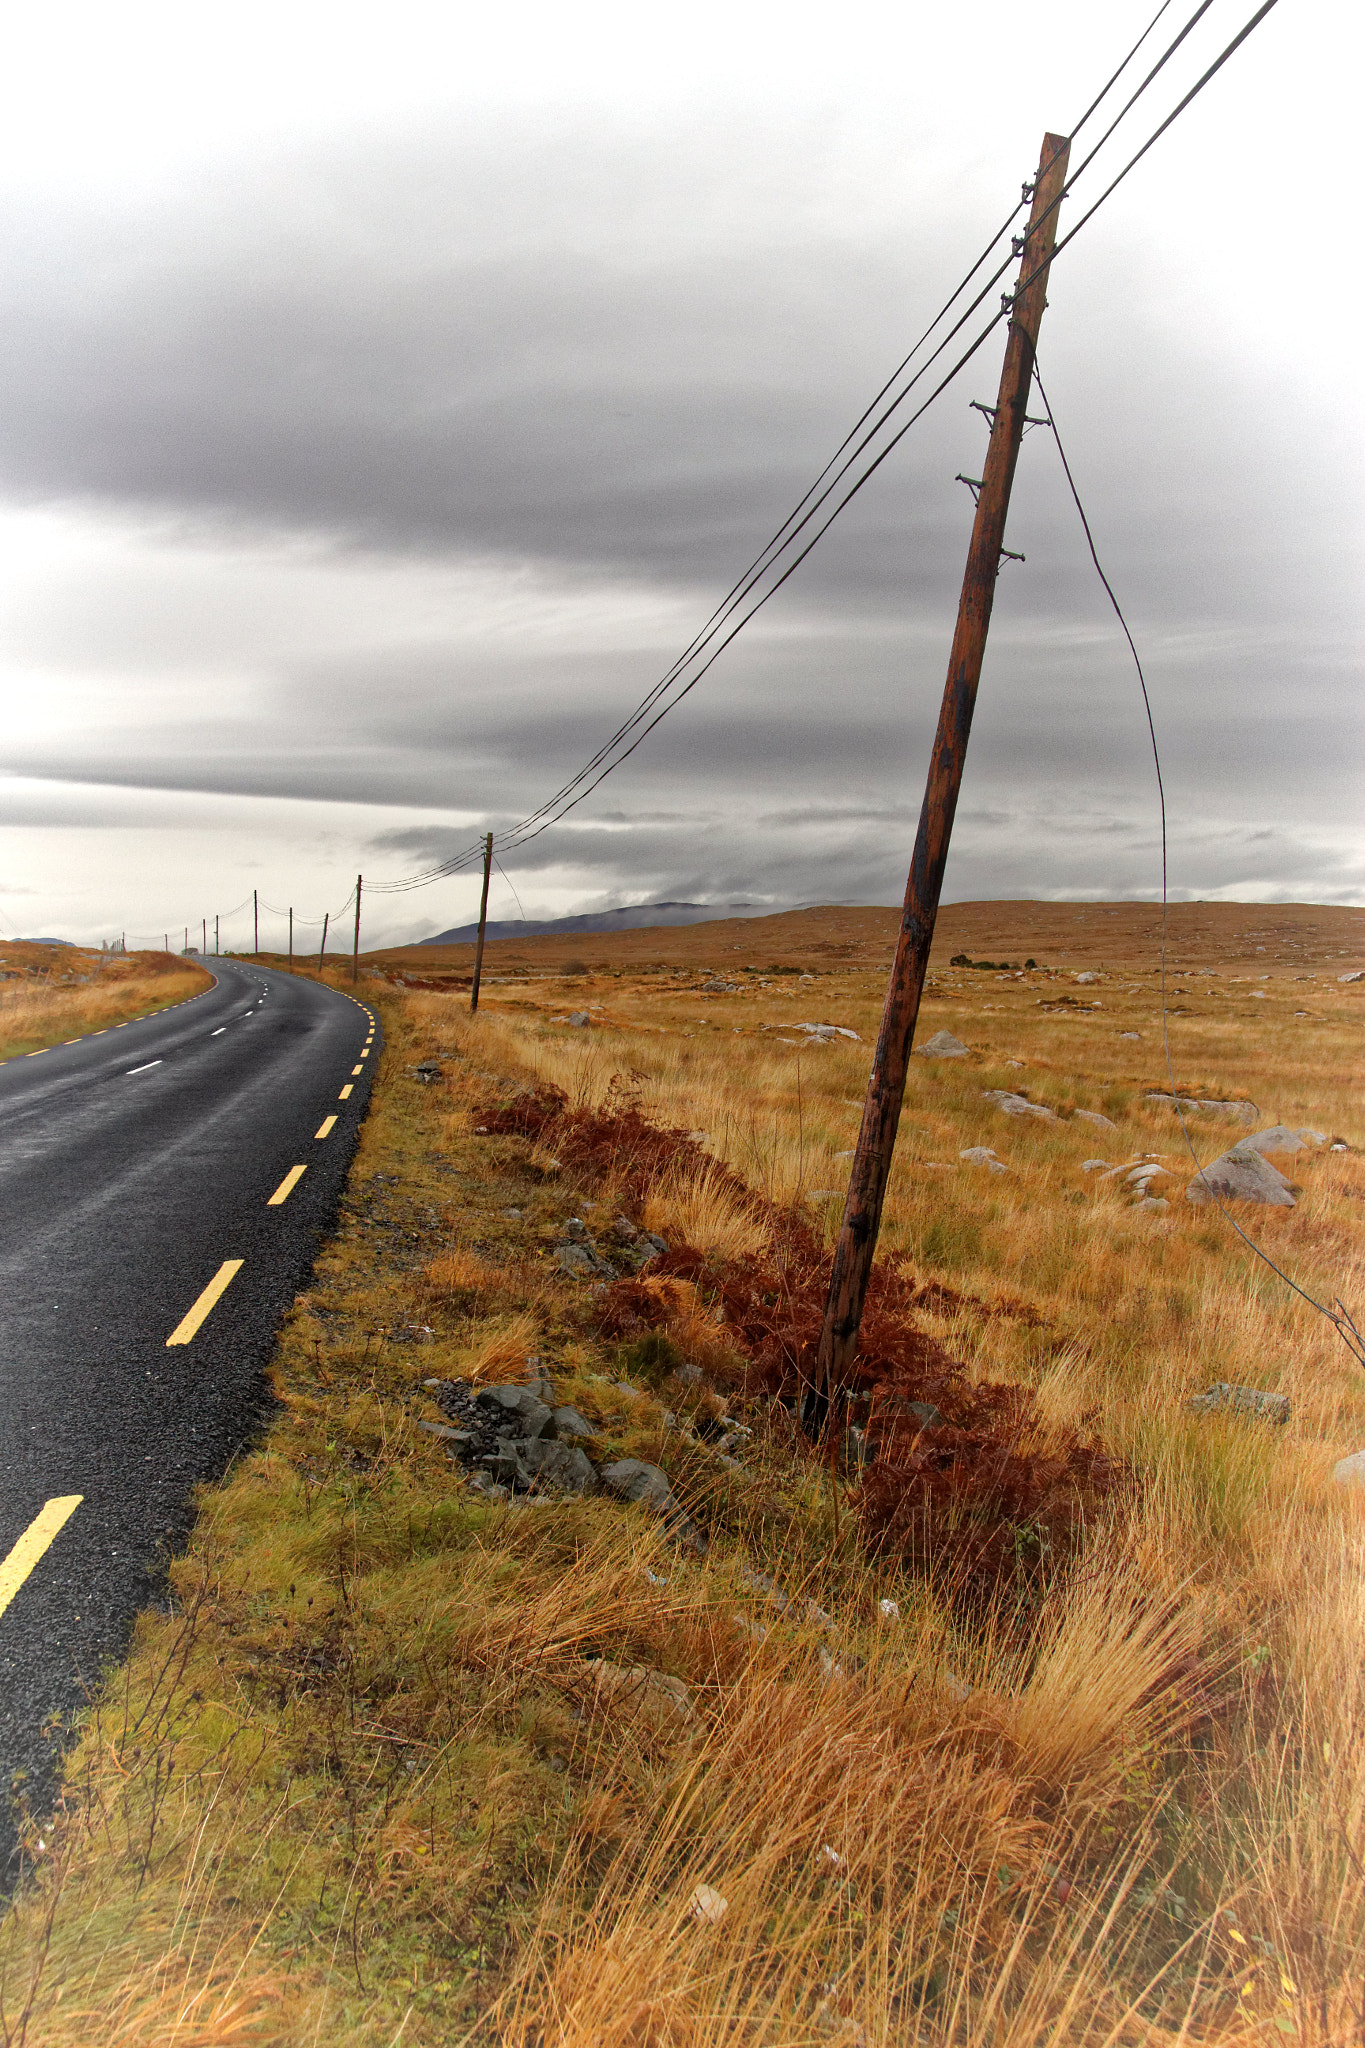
[1032,357,1365,1373]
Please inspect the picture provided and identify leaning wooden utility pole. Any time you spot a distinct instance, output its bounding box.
[814,131,1070,1414]
[352,874,363,984]
[470,833,494,1014]
[318,912,329,968]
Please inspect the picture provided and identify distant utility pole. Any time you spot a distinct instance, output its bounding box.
[470,833,494,1014]
[318,912,329,969]
[202,918,207,954]
[352,874,362,985]
[164,933,168,954]
[184,925,188,952]
[814,131,1070,1415]
[214,914,219,956]
[253,889,258,956]
[121,932,126,953]
[289,907,293,962]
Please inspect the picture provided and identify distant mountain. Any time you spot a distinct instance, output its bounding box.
[418,901,774,946]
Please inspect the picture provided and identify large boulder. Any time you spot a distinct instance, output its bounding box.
[1187,1383,1290,1425]
[1240,1125,1313,1156]
[1185,1147,1296,1206]
[600,1458,680,1515]
[1146,1093,1256,1124]
[519,1438,599,1493]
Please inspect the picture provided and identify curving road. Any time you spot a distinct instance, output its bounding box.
[0,959,378,1880]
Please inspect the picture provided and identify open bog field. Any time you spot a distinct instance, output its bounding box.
[4,900,1365,2046]
[0,944,210,1059]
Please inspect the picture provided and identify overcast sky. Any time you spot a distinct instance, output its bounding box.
[0,0,1359,950]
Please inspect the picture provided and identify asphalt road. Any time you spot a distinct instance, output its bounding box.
[0,958,378,1880]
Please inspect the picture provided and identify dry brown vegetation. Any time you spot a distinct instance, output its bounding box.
[0,943,210,1060]
[3,902,1365,2046]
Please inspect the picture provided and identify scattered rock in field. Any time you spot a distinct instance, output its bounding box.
[1297,1128,1329,1146]
[1146,1093,1257,1123]
[1073,1108,1118,1131]
[477,1384,556,1437]
[556,1241,616,1278]
[1074,971,1100,984]
[586,1657,693,1721]
[1135,1197,1169,1213]
[567,1012,590,1027]
[690,1883,729,1925]
[600,1458,680,1515]
[408,1059,442,1083]
[983,1089,1058,1121]
[1186,1382,1290,1425]
[795,1021,862,1042]
[1185,1147,1297,1207]
[611,1215,638,1244]
[701,978,737,993]
[878,1598,900,1621]
[419,1420,473,1447]
[519,1438,599,1493]
[959,1145,1007,1172]
[1119,1031,1141,1040]
[1337,971,1364,983]
[1081,1158,1110,1173]
[562,1217,589,1241]
[1331,1449,1365,1488]
[635,1230,669,1262]
[1241,1125,1314,1156]
[1125,1163,1171,1190]
[916,1029,969,1058]
[806,1188,842,1201]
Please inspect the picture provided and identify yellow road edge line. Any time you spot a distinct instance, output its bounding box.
[338,1084,353,1100]
[267,1165,307,1206]
[166,1259,244,1347]
[315,1115,337,1139]
[0,1497,83,1622]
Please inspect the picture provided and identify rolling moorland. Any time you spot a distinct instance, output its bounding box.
[2,898,1364,2046]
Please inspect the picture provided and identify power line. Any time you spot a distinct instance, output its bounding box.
[375,0,1281,894]
[1033,356,1365,1374]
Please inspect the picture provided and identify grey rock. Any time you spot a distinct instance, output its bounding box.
[1185,1147,1296,1207]
[1073,1108,1118,1131]
[1337,971,1364,983]
[418,1420,471,1444]
[557,1241,614,1277]
[1241,1125,1311,1156]
[519,1438,600,1493]
[523,1374,559,1408]
[1297,1128,1329,1147]
[568,1011,591,1026]
[476,1385,556,1437]
[1081,1158,1110,1173]
[551,1405,596,1439]
[916,1030,970,1058]
[1186,1382,1290,1425]
[562,1217,589,1242]
[1331,1449,1365,1488]
[635,1231,668,1258]
[983,1089,1058,1121]
[959,1145,1007,1172]
[600,1458,680,1515]
[1146,1093,1257,1123]
[1135,1197,1169,1212]
[611,1215,638,1243]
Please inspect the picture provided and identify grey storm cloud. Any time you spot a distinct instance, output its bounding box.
[0,109,1357,929]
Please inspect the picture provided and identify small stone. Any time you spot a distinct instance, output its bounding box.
[1119,1031,1141,1040]
[1080,1159,1110,1173]
[1331,1450,1365,1488]
[563,1218,589,1242]
[1186,1382,1290,1425]
[519,1438,599,1493]
[1185,1147,1296,1207]
[690,1883,729,1925]
[557,1242,614,1277]
[600,1458,679,1515]
[551,1405,595,1439]
[1146,1093,1257,1123]
[1135,1196,1169,1212]
[1073,1108,1118,1131]
[476,1385,556,1437]
[983,1089,1057,1121]
[1336,971,1363,983]
[915,1029,969,1058]
[567,1012,590,1027]
[418,1420,470,1443]
[877,1598,900,1621]
[959,1145,1007,1172]
[1074,971,1100,984]
[611,1215,638,1243]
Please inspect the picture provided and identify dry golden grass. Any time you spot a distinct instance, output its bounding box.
[0,944,210,1059]
[4,915,1365,2044]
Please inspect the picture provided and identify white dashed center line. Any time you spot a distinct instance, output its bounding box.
[126,1061,163,1075]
